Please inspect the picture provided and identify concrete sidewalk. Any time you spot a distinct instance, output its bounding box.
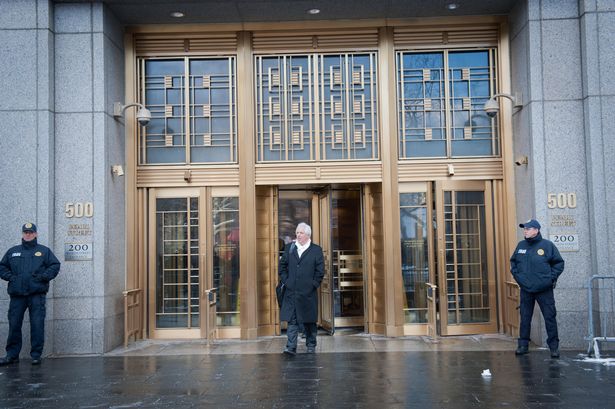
[105,333,518,356]
[1,335,613,408]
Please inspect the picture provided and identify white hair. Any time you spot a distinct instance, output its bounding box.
[296,222,312,237]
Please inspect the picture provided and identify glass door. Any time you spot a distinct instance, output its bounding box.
[149,188,203,339]
[330,189,364,328]
[148,187,239,339]
[318,189,334,333]
[435,180,497,335]
[399,182,435,336]
[211,193,240,337]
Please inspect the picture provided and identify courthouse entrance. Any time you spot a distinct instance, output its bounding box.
[278,186,365,334]
[124,20,520,344]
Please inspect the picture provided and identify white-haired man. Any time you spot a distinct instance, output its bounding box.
[278,222,324,355]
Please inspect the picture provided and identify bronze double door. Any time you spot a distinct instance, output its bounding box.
[278,186,365,334]
[147,187,240,340]
[400,180,498,336]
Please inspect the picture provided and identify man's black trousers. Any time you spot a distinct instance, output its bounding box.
[518,287,559,351]
[6,294,46,359]
[286,309,317,350]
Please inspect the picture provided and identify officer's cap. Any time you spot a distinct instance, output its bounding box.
[519,219,540,230]
[22,222,37,233]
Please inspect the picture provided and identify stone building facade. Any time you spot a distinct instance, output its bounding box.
[0,0,613,355]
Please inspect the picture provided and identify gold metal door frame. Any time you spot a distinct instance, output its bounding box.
[399,182,435,336]
[317,188,335,334]
[211,186,242,339]
[328,188,365,329]
[148,187,205,339]
[434,180,498,336]
[147,187,236,340]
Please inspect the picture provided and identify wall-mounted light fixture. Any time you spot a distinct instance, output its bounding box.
[514,156,528,166]
[111,164,125,176]
[113,102,152,126]
[483,93,523,118]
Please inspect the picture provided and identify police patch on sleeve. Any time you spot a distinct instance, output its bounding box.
[537,249,545,256]
[35,251,43,257]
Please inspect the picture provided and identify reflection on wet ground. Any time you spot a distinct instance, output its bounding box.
[0,336,613,408]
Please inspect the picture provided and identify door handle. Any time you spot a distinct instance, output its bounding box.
[426,283,437,300]
[204,287,218,304]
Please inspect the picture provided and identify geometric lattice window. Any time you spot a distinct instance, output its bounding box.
[320,53,379,161]
[256,55,315,162]
[256,53,379,163]
[397,49,498,159]
[139,57,237,164]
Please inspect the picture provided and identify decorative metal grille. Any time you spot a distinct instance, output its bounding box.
[448,51,497,157]
[397,50,497,159]
[189,59,237,163]
[444,191,490,325]
[256,55,315,161]
[320,53,378,161]
[155,197,200,328]
[256,53,379,163]
[140,57,237,164]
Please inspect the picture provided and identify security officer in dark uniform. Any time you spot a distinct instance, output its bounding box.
[0,223,60,365]
[510,219,564,358]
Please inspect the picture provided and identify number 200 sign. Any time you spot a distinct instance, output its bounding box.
[547,193,577,209]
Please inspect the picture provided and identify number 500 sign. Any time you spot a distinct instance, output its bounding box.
[547,193,576,209]
[65,202,94,218]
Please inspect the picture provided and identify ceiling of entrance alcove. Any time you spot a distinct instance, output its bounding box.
[55,0,519,25]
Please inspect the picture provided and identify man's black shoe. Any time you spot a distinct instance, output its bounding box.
[283,347,296,356]
[0,356,19,366]
[515,346,529,355]
[31,358,42,365]
[307,347,316,354]
[550,349,560,359]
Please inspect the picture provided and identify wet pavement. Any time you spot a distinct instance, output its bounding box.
[1,335,614,408]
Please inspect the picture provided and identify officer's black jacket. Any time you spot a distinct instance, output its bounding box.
[510,233,564,293]
[0,238,61,296]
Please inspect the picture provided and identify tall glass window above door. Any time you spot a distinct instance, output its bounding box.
[139,57,237,165]
[397,49,497,159]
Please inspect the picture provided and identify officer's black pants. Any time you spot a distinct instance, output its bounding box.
[6,294,46,359]
[519,287,559,350]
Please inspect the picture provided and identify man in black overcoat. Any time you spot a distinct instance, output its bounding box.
[279,222,324,355]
